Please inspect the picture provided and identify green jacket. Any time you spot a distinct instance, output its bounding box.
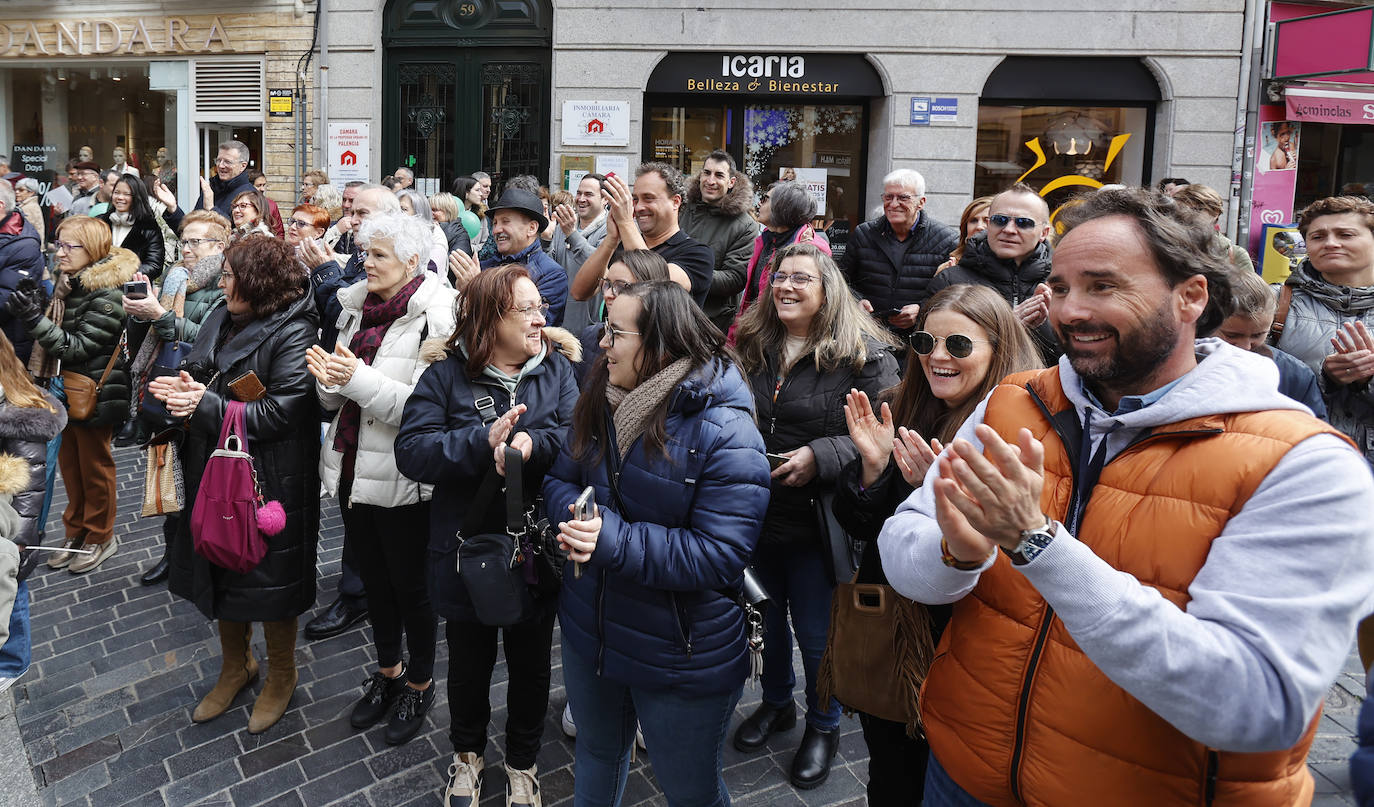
[678,173,758,330]
[29,247,138,426]
[151,254,225,344]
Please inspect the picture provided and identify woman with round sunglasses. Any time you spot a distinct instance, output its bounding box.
[730,241,900,789]
[926,185,1058,363]
[544,280,771,807]
[831,283,1041,805]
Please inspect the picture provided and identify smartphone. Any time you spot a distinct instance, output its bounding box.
[572,486,595,579]
[122,280,150,300]
[766,452,790,470]
[878,308,901,319]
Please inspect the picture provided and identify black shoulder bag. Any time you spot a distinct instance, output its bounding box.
[458,444,538,627]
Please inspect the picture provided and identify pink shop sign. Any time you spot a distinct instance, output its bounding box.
[1286,89,1374,125]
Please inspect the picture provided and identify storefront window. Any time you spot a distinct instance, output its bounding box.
[975,104,1148,217]
[1293,122,1374,210]
[646,104,733,175]
[6,64,179,221]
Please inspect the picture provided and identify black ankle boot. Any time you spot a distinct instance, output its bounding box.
[140,553,170,585]
[732,701,797,752]
[789,723,839,790]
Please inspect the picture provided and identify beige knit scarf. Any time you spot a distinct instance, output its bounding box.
[607,357,694,460]
[27,272,74,380]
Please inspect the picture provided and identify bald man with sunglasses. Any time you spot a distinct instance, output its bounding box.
[928,183,1059,362]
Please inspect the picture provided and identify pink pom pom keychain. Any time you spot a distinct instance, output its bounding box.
[256,499,287,535]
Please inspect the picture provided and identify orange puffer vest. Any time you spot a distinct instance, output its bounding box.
[922,367,1345,807]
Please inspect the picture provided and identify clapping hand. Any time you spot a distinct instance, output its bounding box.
[892,427,941,487]
[934,425,1045,561]
[495,432,533,478]
[1014,283,1051,329]
[305,343,360,389]
[149,370,207,418]
[5,280,45,328]
[1325,321,1374,386]
[151,179,177,213]
[844,389,895,487]
[554,203,577,236]
[602,175,634,232]
[448,249,480,291]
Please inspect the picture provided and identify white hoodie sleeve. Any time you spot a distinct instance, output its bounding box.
[1019,432,1374,752]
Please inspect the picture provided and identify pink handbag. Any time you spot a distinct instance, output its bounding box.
[189,400,284,574]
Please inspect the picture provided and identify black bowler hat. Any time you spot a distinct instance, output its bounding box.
[486,187,548,232]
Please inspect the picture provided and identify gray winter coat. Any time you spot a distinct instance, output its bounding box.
[1274,261,1374,464]
[550,212,607,333]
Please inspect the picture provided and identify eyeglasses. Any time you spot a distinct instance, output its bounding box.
[770,271,818,288]
[909,331,984,359]
[231,202,255,211]
[54,241,84,253]
[220,270,236,280]
[881,193,918,204]
[181,238,223,248]
[989,214,1038,231]
[601,278,634,297]
[508,302,550,322]
[287,218,314,229]
[215,158,243,167]
[602,321,641,347]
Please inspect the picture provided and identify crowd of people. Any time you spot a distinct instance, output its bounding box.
[0,140,1370,807]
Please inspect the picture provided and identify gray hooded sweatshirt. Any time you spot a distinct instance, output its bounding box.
[879,338,1374,753]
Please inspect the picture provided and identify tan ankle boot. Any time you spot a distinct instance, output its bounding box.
[192,620,258,723]
[248,618,299,734]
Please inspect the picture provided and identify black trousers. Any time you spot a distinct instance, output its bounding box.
[340,493,437,685]
[859,711,930,806]
[445,606,557,770]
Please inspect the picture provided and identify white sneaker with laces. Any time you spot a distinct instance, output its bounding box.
[444,752,483,807]
[504,762,540,807]
[560,703,576,739]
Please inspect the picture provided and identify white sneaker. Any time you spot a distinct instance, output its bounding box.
[444,752,483,807]
[636,723,647,752]
[0,676,16,693]
[504,762,540,807]
[560,703,576,739]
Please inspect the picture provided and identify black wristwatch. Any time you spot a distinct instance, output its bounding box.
[1008,517,1056,566]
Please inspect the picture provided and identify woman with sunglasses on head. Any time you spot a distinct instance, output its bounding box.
[730,241,900,789]
[831,283,1041,805]
[395,264,580,807]
[97,174,166,281]
[926,184,1058,363]
[544,280,770,807]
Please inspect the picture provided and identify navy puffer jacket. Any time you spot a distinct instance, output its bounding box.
[543,358,772,696]
[0,211,45,364]
[395,331,581,623]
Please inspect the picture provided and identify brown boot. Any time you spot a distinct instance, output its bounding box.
[248,618,299,734]
[192,621,258,723]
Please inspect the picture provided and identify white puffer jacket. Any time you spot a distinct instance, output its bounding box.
[319,272,458,507]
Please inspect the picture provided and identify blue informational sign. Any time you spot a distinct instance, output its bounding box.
[910,96,930,126]
[931,97,958,123]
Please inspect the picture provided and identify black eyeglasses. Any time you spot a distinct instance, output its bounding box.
[602,321,641,347]
[287,218,314,229]
[601,278,634,297]
[990,214,1038,231]
[909,331,984,359]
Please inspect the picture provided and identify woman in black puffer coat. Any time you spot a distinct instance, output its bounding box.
[99,175,166,281]
[731,241,900,790]
[151,235,319,736]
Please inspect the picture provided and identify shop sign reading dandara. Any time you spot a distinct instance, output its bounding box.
[0,16,235,57]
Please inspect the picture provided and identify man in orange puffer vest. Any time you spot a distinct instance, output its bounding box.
[879,187,1374,806]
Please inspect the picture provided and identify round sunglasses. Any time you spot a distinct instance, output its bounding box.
[908,331,985,359]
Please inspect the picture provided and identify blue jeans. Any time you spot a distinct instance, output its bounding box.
[0,581,31,679]
[37,382,62,540]
[564,643,742,807]
[751,542,840,730]
[924,754,992,807]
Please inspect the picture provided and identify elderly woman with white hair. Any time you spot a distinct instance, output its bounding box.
[396,188,450,273]
[306,211,458,746]
[13,178,43,242]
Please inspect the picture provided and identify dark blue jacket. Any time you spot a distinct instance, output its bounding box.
[481,240,570,326]
[395,333,580,623]
[311,252,364,351]
[194,171,255,222]
[1271,346,1327,420]
[0,211,45,364]
[543,359,772,696]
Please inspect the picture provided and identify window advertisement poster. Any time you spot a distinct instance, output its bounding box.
[328,122,370,184]
[783,167,827,215]
[1248,120,1300,255]
[561,101,631,147]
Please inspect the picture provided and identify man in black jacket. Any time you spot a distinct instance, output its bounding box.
[927,183,1059,362]
[0,179,45,365]
[838,169,957,337]
[194,141,255,221]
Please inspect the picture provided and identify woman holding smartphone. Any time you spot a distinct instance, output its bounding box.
[544,281,772,807]
[729,241,899,789]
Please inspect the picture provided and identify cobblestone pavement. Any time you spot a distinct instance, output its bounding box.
[0,445,1365,806]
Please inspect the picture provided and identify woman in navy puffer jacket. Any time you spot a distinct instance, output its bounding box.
[544,281,771,807]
